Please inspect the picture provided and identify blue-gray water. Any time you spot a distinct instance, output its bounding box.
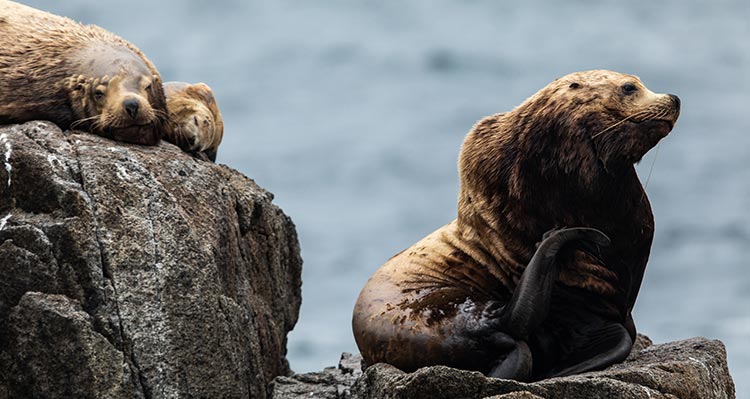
[22,1,750,396]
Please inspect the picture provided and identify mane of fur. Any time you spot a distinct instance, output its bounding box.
[455,71,658,320]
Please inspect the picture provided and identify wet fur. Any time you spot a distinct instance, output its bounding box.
[353,70,680,380]
[0,0,167,145]
[163,82,224,162]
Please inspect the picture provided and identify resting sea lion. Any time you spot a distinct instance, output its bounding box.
[0,0,167,145]
[163,82,224,162]
[352,70,680,381]
[0,0,169,145]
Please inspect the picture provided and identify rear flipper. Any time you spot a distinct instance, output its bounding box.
[543,320,633,378]
[486,336,533,380]
[500,227,610,339]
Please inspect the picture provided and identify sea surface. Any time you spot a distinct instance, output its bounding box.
[23,0,750,396]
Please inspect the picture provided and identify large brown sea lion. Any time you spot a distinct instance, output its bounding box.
[0,0,168,145]
[353,70,680,381]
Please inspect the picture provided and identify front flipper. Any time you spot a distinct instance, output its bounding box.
[501,227,610,340]
[544,319,632,378]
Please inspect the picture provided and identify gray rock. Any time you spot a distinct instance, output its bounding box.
[273,335,735,399]
[0,122,302,399]
[270,353,364,399]
[7,292,133,399]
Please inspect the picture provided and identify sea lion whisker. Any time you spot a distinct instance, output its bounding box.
[592,111,648,139]
[153,108,169,118]
[641,142,662,204]
[643,142,661,190]
[70,115,100,130]
[655,108,671,120]
[90,119,105,133]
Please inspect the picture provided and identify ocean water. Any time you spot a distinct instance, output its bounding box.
[21,0,750,396]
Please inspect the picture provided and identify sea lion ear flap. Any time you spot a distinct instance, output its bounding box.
[186,83,217,106]
[148,75,168,124]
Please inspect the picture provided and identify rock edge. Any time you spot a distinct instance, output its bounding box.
[0,122,302,399]
[271,335,735,399]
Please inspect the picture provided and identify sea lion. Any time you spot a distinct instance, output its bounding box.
[163,82,224,162]
[0,0,166,145]
[352,70,680,381]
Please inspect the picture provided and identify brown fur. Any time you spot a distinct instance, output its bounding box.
[0,0,167,145]
[163,82,224,162]
[353,70,680,378]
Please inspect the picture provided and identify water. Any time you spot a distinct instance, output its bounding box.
[20,1,750,396]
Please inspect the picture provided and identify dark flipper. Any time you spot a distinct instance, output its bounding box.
[501,227,610,339]
[624,312,636,341]
[544,320,633,378]
[486,338,533,380]
[482,227,609,381]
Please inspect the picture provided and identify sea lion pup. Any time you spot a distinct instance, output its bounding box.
[353,70,680,381]
[0,0,167,145]
[163,82,224,162]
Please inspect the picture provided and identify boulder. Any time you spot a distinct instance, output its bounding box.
[272,335,736,399]
[0,122,302,399]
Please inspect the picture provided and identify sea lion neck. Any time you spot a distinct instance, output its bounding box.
[454,109,649,292]
[455,113,613,253]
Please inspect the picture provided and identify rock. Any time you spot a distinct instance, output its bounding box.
[7,292,132,399]
[270,353,364,399]
[273,335,736,399]
[0,122,302,399]
[484,393,544,399]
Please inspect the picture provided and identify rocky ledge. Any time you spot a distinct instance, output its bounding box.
[0,122,302,399]
[271,336,735,399]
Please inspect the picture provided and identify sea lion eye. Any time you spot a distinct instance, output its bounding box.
[569,82,580,89]
[94,89,105,100]
[622,83,638,95]
[145,83,153,91]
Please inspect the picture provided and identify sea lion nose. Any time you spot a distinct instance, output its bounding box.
[123,98,140,119]
[668,94,680,111]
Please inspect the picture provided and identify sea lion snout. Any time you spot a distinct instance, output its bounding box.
[654,93,681,130]
[667,94,681,123]
[123,97,140,119]
[668,94,680,111]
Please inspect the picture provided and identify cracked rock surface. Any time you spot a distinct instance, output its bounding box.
[0,122,302,399]
[273,336,735,398]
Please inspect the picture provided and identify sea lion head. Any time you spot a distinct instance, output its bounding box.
[163,82,224,162]
[460,70,681,201]
[458,70,681,253]
[539,70,681,169]
[66,45,168,145]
